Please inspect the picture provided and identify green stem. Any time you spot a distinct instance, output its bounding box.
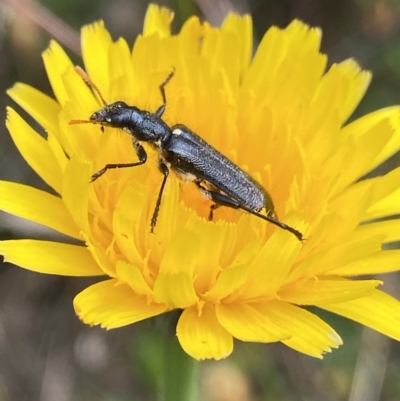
[160,333,199,401]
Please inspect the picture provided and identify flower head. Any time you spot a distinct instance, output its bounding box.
[2,4,400,360]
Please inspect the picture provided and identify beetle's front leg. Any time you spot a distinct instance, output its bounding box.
[155,68,175,118]
[91,140,147,182]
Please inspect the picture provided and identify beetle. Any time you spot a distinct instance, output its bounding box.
[70,67,303,241]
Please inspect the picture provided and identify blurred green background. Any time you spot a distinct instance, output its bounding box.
[0,0,400,400]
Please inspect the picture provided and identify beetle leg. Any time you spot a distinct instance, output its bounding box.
[91,140,147,182]
[245,208,303,241]
[209,204,220,221]
[150,161,170,232]
[196,182,303,241]
[196,182,241,221]
[155,68,175,118]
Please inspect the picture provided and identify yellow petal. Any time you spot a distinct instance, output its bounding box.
[319,289,400,341]
[83,237,116,277]
[242,26,285,91]
[153,229,199,308]
[216,302,289,342]
[333,59,371,123]
[58,69,102,158]
[144,177,180,263]
[158,229,199,275]
[0,182,79,239]
[177,15,207,65]
[115,260,153,296]
[143,4,174,37]
[343,166,400,220]
[243,228,303,299]
[330,249,400,276]
[291,234,383,282]
[279,277,380,304]
[108,38,135,101]
[204,264,248,303]
[62,156,91,235]
[47,130,69,173]
[177,304,233,360]
[74,279,167,328]
[42,40,74,105]
[6,108,63,194]
[7,83,60,134]
[255,301,342,358]
[153,273,199,308]
[0,240,102,276]
[332,118,394,193]
[304,61,370,166]
[113,186,146,267]
[81,21,113,97]
[354,219,400,243]
[323,181,374,246]
[341,106,400,171]
[191,221,236,294]
[202,26,241,94]
[221,13,252,74]
[367,188,400,220]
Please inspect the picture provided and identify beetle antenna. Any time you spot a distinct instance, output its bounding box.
[69,119,95,125]
[69,66,108,125]
[75,65,108,106]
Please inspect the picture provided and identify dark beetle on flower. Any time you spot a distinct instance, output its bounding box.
[70,66,303,241]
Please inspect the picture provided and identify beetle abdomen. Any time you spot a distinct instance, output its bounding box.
[163,125,274,213]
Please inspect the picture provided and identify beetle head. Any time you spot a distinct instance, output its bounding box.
[89,101,129,127]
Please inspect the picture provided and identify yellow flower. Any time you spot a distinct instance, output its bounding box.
[2,4,400,360]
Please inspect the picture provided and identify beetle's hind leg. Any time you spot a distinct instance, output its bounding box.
[208,204,220,221]
[195,182,303,241]
[195,182,241,221]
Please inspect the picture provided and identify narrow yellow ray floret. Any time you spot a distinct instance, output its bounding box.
[1,4,400,360]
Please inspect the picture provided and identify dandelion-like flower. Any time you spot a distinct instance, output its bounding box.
[1,5,400,360]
